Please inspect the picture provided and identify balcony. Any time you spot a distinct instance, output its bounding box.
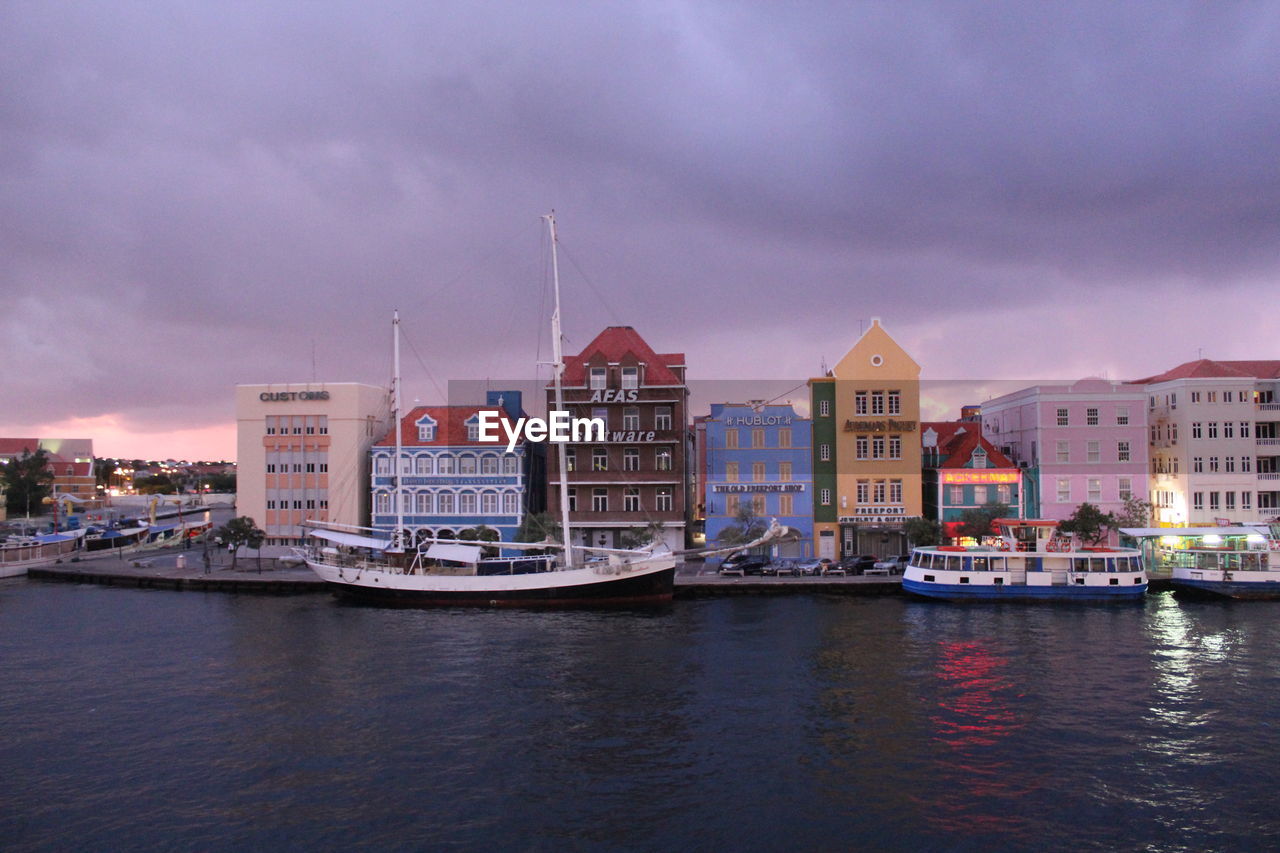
[1259,472,1280,481]
[1257,403,1280,411]
[1258,438,1280,446]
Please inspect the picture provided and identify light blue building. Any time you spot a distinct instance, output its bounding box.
[370,391,545,554]
[703,403,813,558]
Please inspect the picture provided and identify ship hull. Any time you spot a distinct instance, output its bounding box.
[902,576,1147,602]
[305,558,675,608]
[1171,572,1280,601]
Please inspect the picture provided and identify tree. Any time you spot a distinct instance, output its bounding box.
[1058,503,1117,546]
[716,504,767,548]
[619,520,666,550]
[515,512,562,554]
[957,502,1011,543]
[1,448,54,517]
[459,525,500,557]
[214,516,265,571]
[903,516,944,548]
[1113,496,1154,530]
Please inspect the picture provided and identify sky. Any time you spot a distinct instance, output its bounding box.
[3,2,1278,461]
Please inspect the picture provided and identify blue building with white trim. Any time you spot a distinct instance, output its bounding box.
[703,403,813,558]
[370,391,545,553]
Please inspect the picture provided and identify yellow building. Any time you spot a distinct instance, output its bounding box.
[811,318,922,559]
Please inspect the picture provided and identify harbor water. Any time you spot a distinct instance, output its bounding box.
[4,580,1280,851]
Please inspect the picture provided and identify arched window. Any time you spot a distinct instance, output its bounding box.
[416,492,431,514]
[459,454,477,475]
[415,456,433,475]
[437,493,455,514]
[481,455,499,475]
[459,492,478,514]
[375,492,391,514]
[481,492,498,514]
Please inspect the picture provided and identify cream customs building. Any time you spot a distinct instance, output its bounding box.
[235,383,392,545]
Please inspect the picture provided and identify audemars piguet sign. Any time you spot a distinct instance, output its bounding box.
[260,391,330,402]
[843,419,916,432]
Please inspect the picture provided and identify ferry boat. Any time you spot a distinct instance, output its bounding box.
[1122,525,1280,600]
[0,529,86,578]
[901,519,1147,602]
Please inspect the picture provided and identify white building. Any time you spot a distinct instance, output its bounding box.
[1133,360,1280,526]
[235,383,392,545]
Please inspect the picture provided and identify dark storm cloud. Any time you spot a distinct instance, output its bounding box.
[2,1,1278,443]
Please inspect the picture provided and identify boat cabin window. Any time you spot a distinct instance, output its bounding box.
[946,555,961,571]
[1090,557,1106,573]
[971,556,989,572]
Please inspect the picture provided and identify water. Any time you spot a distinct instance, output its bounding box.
[4,581,1280,852]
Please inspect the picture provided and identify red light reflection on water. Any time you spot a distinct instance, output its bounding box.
[930,640,1022,748]
[911,640,1039,840]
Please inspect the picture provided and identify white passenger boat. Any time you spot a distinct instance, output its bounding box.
[902,519,1147,602]
[1123,525,1280,600]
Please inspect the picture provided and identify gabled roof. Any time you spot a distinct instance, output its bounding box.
[559,326,684,386]
[922,421,1016,469]
[0,438,40,457]
[374,406,523,448]
[1132,359,1280,384]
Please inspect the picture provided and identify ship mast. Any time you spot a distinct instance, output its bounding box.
[545,213,575,566]
[391,309,404,553]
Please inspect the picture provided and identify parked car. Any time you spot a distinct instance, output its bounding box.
[795,558,824,576]
[873,554,911,575]
[838,555,878,575]
[719,554,769,575]
[766,559,799,576]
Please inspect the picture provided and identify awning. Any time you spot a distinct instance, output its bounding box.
[1120,526,1269,538]
[307,528,393,550]
[424,543,483,564]
[34,529,86,544]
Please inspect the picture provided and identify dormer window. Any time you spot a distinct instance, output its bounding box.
[621,366,639,389]
[466,415,481,442]
[416,413,438,442]
[972,448,989,469]
[589,367,607,390]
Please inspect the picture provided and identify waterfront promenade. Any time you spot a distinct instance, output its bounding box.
[26,546,905,597]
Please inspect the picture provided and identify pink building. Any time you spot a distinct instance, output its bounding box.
[980,379,1150,521]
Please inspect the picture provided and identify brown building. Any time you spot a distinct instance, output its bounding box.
[546,326,690,552]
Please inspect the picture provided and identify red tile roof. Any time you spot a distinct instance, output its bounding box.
[1131,359,1280,384]
[922,422,1016,469]
[559,326,685,386]
[0,438,40,457]
[374,406,525,448]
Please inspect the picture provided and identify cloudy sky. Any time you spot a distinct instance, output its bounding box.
[3,2,1278,461]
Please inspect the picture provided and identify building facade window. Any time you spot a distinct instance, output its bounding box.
[725,429,739,449]
[655,407,673,430]
[592,447,608,471]
[590,367,606,390]
[1087,408,1099,426]
[779,494,794,515]
[725,462,739,482]
[752,462,766,482]
[1057,441,1070,463]
[592,488,608,512]
[820,488,831,505]
[656,448,673,471]
[621,366,639,389]
[820,444,831,461]
[623,407,640,431]
[1057,478,1071,502]
[656,487,673,511]
[752,429,765,448]
[1087,441,1101,463]
[624,487,640,512]
[1088,478,1102,501]
[1057,408,1069,426]
[624,448,640,471]
[1119,477,1132,500]
[819,400,830,417]
[1118,441,1131,462]
[888,391,901,415]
